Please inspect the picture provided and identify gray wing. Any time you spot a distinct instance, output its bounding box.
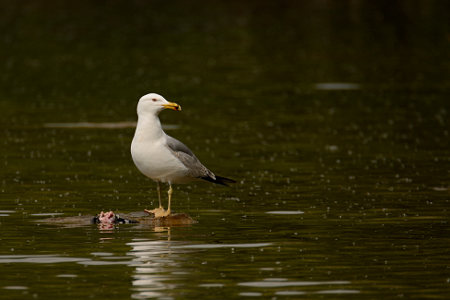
[165,135,216,180]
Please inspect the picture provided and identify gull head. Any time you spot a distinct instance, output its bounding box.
[137,93,181,116]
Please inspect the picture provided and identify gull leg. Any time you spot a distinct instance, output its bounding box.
[166,184,173,216]
[144,182,167,218]
[157,182,162,208]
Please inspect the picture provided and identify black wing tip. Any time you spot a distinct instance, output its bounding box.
[201,175,236,186]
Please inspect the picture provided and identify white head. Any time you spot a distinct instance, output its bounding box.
[137,93,181,116]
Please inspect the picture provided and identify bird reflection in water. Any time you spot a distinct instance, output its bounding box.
[126,230,184,299]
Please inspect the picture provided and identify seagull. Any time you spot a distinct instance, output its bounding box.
[131,93,235,218]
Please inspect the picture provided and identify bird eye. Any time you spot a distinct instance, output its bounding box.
[152,98,157,102]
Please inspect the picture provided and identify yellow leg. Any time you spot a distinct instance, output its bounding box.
[144,182,172,218]
[167,184,173,215]
[156,182,162,208]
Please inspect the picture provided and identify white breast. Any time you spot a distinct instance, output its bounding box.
[131,136,190,183]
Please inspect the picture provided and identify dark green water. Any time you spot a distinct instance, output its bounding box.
[1,1,449,299]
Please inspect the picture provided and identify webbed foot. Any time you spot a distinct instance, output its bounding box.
[144,207,171,218]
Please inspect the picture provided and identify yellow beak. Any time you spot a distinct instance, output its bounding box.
[162,102,182,111]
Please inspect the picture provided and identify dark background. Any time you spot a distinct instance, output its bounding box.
[1,0,448,123]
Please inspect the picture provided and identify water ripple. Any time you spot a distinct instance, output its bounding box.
[0,254,132,266]
[173,243,271,249]
[43,122,178,130]
[265,211,304,215]
[30,213,65,217]
[239,280,350,288]
[315,82,360,90]
[0,210,16,217]
[3,286,28,290]
[0,255,88,264]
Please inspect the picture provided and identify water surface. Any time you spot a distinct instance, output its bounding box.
[1,1,449,299]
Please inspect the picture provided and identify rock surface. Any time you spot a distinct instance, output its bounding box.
[36,211,196,228]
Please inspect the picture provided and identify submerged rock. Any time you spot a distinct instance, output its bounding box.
[36,211,196,228]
